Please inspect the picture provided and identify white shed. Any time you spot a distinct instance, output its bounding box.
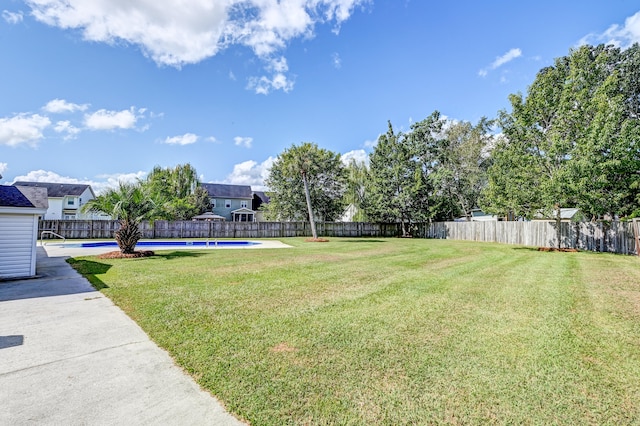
[0,186,48,279]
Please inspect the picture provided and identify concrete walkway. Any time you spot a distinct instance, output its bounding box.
[0,246,245,425]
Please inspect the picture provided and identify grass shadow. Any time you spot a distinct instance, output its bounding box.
[342,239,387,243]
[66,259,111,290]
[512,247,540,252]
[153,251,208,260]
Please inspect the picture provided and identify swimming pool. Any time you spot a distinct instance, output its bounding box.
[79,240,259,248]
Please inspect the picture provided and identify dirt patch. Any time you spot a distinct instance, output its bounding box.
[271,342,296,353]
[305,238,330,242]
[538,247,579,252]
[97,250,155,259]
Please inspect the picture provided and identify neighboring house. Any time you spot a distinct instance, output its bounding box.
[337,203,359,222]
[0,185,48,279]
[12,181,103,220]
[454,209,498,222]
[252,191,270,222]
[534,208,584,222]
[201,183,257,222]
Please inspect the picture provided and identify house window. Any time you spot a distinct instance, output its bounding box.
[225,199,231,208]
[64,214,76,220]
[211,199,216,208]
[241,200,248,208]
[67,198,75,206]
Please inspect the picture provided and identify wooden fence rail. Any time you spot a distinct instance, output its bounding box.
[38,220,638,255]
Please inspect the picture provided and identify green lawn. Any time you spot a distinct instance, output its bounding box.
[68,238,640,425]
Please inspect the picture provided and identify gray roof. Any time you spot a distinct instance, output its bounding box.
[0,186,35,208]
[13,181,93,198]
[253,191,270,204]
[201,183,253,199]
[15,186,49,209]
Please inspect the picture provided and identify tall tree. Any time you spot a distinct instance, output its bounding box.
[343,159,369,221]
[363,117,440,235]
[483,62,577,246]
[265,143,346,238]
[429,118,493,220]
[482,44,640,245]
[82,182,155,254]
[144,164,208,220]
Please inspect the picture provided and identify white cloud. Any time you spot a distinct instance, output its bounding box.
[341,149,369,166]
[234,136,253,148]
[163,133,199,145]
[93,171,148,194]
[332,52,342,68]
[479,48,522,77]
[2,10,23,24]
[0,114,51,147]
[13,169,87,185]
[25,0,368,93]
[224,157,274,190]
[579,11,640,48]
[43,98,89,113]
[0,162,7,177]
[84,108,139,130]
[54,120,81,139]
[247,56,295,94]
[363,138,377,149]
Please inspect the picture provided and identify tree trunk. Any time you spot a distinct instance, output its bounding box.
[302,173,318,239]
[115,220,142,254]
[555,206,562,249]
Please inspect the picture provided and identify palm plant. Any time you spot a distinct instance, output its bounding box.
[82,182,155,254]
[281,143,322,239]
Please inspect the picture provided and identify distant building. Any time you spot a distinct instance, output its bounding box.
[534,208,584,222]
[12,182,105,220]
[455,209,498,222]
[337,203,359,222]
[201,183,264,222]
[252,191,270,222]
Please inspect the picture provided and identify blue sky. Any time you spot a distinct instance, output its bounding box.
[2,1,640,193]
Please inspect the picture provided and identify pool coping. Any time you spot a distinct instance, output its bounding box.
[40,239,292,257]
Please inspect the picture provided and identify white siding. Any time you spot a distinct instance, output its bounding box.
[44,198,63,220]
[0,214,38,279]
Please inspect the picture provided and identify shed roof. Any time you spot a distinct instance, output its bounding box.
[0,186,35,208]
[201,183,253,199]
[13,181,93,198]
[14,186,48,209]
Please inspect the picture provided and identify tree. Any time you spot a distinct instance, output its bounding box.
[482,44,640,246]
[483,62,577,246]
[343,159,369,221]
[363,117,440,235]
[82,182,155,254]
[429,118,493,221]
[569,45,640,219]
[144,164,209,220]
[265,142,346,239]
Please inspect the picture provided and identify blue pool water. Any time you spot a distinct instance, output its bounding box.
[79,240,258,248]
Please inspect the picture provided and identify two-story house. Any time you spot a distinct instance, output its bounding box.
[201,183,257,222]
[12,182,101,220]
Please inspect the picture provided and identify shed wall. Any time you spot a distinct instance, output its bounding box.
[0,213,38,278]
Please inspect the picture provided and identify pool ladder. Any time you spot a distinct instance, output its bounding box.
[40,231,66,246]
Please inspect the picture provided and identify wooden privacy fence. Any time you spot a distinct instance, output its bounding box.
[39,220,638,255]
[38,220,401,240]
[417,221,637,255]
